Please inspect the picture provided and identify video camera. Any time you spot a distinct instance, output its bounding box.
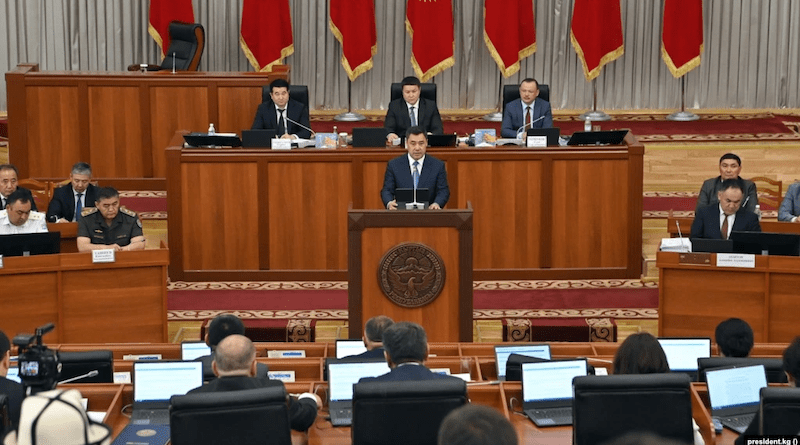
[13,323,61,393]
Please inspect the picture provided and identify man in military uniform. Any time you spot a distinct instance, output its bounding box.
[77,186,145,252]
[0,190,48,234]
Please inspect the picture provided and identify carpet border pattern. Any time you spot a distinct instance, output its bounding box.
[168,279,656,291]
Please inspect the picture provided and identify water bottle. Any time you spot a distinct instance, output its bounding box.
[755,204,762,221]
[208,123,215,135]
[338,132,348,148]
[584,117,591,132]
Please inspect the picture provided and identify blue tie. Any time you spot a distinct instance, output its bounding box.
[409,106,417,126]
[412,161,420,189]
[75,193,83,222]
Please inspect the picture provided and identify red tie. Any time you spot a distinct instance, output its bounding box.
[721,216,729,240]
[525,106,532,129]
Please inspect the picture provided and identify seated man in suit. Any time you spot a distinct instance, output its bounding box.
[46,162,98,223]
[501,78,553,138]
[0,164,36,211]
[0,190,47,235]
[251,78,312,139]
[696,153,758,213]
[690,179,761,239]
[77,187,145,252]
[196,314,267,380]
[438,405,518,445]
[359,321,461,382]
[385,76,443,143]
[380,126,449,210]
[714,318,753,358]
[0,330,24,431]
[188,334,320,431]
[349,316,394,360]
[778,181,800,222]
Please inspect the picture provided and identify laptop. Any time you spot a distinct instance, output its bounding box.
[6,362,20,383]
[522,359,588,427]
[241,129,277,148]
[706,364,768,433]
[526,128,560,146]
[335,340,368,359]
[691,238,733,253]
[395,188,430,209]
[130,361,203,425]
[327,360,391,426]
[566,130,628,146]
[180,341,211,361]
[426,134,457,147]
[494,344,551,381]
[183,133,242,147]
[657,337,711,381]
[352,127,387,147]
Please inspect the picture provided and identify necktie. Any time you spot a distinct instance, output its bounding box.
[412,161,420,189]
[409,106,417,126]
[525,106,532,129]
[721,215,729,240]
[277,109,286,135]
[75,193,83,222]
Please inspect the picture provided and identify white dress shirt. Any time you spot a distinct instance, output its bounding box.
[0,210,48,235]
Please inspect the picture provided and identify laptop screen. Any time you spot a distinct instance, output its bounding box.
[706,365,767,411]
[522,359,587,403]
[181,342,211,361]
[657,338,711,372]
[335,340,368,359]
[7,362,20,383]
[133,361,204,403]
[495,345,552,379]
[328,361,390,402]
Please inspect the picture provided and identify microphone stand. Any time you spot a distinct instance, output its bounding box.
[579,78,610,121]
[334,78,366,121]
[667,76,699,121]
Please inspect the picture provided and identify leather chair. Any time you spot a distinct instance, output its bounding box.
[698,357,789,384]
[169,387,291,445]
[128,22,205,72]
[352,379,467,445]
[573,374,694,445]
[390,83,437,103]
[261,84,310,111]
[501,83,550,115]
[59,350,114,383]
[759,387,800,434]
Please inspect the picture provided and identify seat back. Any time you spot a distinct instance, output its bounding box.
[160,22,205,71]
[59,350,114,383]
[698,357,788,384]
[760,387,800,434]
[502,84,550,115]
[169,386,291,445]
[17,178,53,211]
[261,85,310,111]
[0,394,9,439]
[573,374,694,445]
[750,176,783,209]
[390,83,437,103]
[352,379,467,445]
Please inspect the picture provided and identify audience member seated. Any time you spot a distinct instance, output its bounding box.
[715,318,754,357]
[696,153,758,213]
[385,76,443,143]
[196,314,267,381]
[349,315,394,360]
[690,178,761,239]
[0,330,23,432]
[76,187,145,252]
[735,336,800,444]
[501,78,553,138]
[0,190,47,235]
[46,162,98,223]
[778,181,800,222]
[380,127,450,210]
[438,404,517,445]
[188,334,320,431]
[251,78,312,139]
[0,164,37,212]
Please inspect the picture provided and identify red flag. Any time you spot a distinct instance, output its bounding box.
[484,0,536,77]
[329,0,378,81]
[406,0,455,82]
[570,0,624,81]
[662,0,703,78]
[241,0,294,72]
[148,0,195,57]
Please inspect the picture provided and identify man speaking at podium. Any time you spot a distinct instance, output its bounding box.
[381,126,449,210]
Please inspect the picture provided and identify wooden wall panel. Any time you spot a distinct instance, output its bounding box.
[88,86,145,177]
[361,160,387,210]
[26,86,81,176]
[149,87,210,177]
[0,272,59,341]
[768,274,799,342]
[217,86,262,134]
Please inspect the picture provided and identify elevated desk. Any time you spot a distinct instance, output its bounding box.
[166,133,643,281]
[667,217,800,237]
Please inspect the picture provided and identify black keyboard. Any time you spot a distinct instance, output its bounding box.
[720,413,755,433]
[330,408,353,426]
[526,407,573,426]
[132,409,170,425]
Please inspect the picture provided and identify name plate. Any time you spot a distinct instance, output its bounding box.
[122,354,162,361]
[271,138,292,150]
[113,372,132,384]
[92,249,115,263]
[267,350,306,358]
[268,371,296,382]
[0,255,3,268]
[526,135,547,147]
[716,253,756,268]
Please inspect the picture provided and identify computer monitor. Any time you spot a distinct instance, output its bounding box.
[698,357,788,384]
[526,128,560,146]
[181,342,211,361]
[731,231,800,256]
[59,350,114,384]
[0,232,60,257]
[494,344,551,381]
[657,337,711,377]
[335,340,368,359]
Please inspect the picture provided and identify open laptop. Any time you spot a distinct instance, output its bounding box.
[241,129,277,148]
[130,361,203,425]
[180,341,211,361]
[522,359,588,426]
[352,127,387,147]
[526,128,560,146]
[494,344,551,381]
[327,360,390,426]
[335,340,368,359]
[706,364,768,433]
[657,337,711,381]
[691,238,733,253]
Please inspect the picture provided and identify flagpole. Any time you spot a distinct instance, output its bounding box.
[483,79,503,122]
[579,78,610,121]
[334,78,366,121]
[667,76,699,121]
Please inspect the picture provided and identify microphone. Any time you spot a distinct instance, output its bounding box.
[676,221,689,252]
[171,52,176,74]
[283,115,315,138]
[742,195,750,210]
[58,370,99,384]
[516,115,546,137]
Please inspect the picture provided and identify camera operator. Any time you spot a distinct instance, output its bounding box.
[0,329,24,431]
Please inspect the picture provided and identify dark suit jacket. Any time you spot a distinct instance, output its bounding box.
[358,363,461,383]
[690,204,761,239]
[189,375,317,431]
[46,183,98,222]
[4,187,36,212]
[384,97,443,137]
[380,154,449,208]
[0,376,24,430]
[696,176,758,213]
[501,97,553,138]
[349,348,386,360]
[251,98,311,139]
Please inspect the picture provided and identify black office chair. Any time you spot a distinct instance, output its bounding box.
[261,84,310,111]
[352,379,467,445]
[390,83,437,103]
[501,83,550,116]
[573,374,694,445]
[759,387,800,434]
[169,387,291,445]
[698,357,789,384]
[128,22,205,72]
[58,350,114,383]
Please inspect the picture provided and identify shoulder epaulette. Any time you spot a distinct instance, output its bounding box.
[120,206,138,218]
[28,211,45,220]
[81,207,98,216]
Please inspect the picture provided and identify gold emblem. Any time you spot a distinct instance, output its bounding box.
[378,242,445,308]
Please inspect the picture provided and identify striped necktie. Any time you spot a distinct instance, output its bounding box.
[412,161,420,188]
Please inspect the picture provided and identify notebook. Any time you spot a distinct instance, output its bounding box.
[522,359,588,427]
[241,129,277,148]
[335,340,368,359]
[494,344,551,381]
[327,360,390,426]
[180,342,211,361]
[130,361,203,425]
[706,364,767,433]
[657,337,711,380]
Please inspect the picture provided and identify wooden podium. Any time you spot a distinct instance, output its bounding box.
[347,207,473,342]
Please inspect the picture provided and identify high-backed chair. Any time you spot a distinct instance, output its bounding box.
[17,178,52,211]
[698,357,788,384]
[352,379,467,445]
[573,374,694,445]
[261,84,310,111]
[59,350,114,383]
[501,83,550,116]
[390,83,437,103]
[759,387,800,434]
[169,387,291,445]
[128,22,205,72]
[750,176,783,209]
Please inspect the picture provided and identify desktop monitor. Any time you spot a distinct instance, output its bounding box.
[731,231,800,256]
[567,130,628,146]
[0,232,60,257]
